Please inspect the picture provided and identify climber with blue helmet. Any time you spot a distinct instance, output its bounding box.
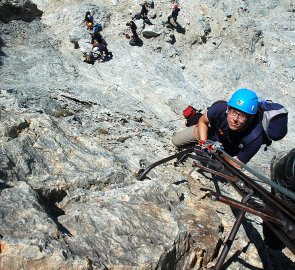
[172,88,263,166]
[227,88,258,115]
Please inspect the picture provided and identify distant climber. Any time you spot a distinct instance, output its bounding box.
[172,89,273,166]
[167,3,180,26]
[126,21,139,44]
[90,23,103,44]
[92,40,109,57]
[92,35,112,59]
[140,1,149,20]
[84,11,94,30]
[83,37,112,64]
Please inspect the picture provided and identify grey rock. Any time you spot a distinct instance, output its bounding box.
[0,0,43,22]
[78,39,92,53]
[0,182,93,269]
[185,15,211,45]
[57,182,220,268]
[134,18,145,32]
[69,29,87,47]
[0,0,294,269]
[142,25,162,38]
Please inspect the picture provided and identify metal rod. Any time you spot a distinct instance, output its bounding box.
[191,162,239,183]
[187,154,224,171]
[214,211,246,270]
[137,145,295,259]
[214,154,295,221]
[137,147,195,180]
[217,147,295,202]
[210,191,287,226]
[214,192,253,270]
[213,153,295,255]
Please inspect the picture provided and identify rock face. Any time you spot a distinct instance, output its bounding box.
[0,0,42,23]
[0,0,295,269]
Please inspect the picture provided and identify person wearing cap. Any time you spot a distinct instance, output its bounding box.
[84,11,94,30]
[140,1,149,20]
[126,21,139,42]
[168,3,181,25]
[172,88,264,166]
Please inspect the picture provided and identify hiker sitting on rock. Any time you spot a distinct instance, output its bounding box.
[172,89,269,166]
[168,3,180,25]
[92,37,112,58]
[84,11,94,30]
[93,41,108,56]
[126,21,139,42]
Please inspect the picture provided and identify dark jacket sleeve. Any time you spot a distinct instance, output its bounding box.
[207,102,227,125]
[237,134,264,163]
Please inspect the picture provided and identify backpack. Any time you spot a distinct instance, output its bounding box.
[243,100,288,147]
[183,100,226,127]
[93,23,103,34]
[183,100,288,147]
[183,105,203,127]
[87,21,94,30]
[133,13,142,20]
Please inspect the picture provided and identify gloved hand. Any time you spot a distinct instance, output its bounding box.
[199,140,223,154]
[198,139,207,148]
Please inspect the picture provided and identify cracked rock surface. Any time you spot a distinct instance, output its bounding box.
[0,0,295,269]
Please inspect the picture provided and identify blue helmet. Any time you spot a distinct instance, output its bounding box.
[227,88,258,115]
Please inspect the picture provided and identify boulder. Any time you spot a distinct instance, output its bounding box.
[69,29,84,46]
[0,182,90,269]
[142,25,162,38]
[0,0,43,22]
[185,15,211,45]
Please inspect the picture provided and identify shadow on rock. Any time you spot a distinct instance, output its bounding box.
[0,180,12,191]
[100,51,114,62]
[166,22,186,34]
[144,18,153,25]
[0,2,43,23]
[176,24,186,34]
[129,38,143,47]
[222,207,295,270]
[36,188,73,236]
[0,36,6,66]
